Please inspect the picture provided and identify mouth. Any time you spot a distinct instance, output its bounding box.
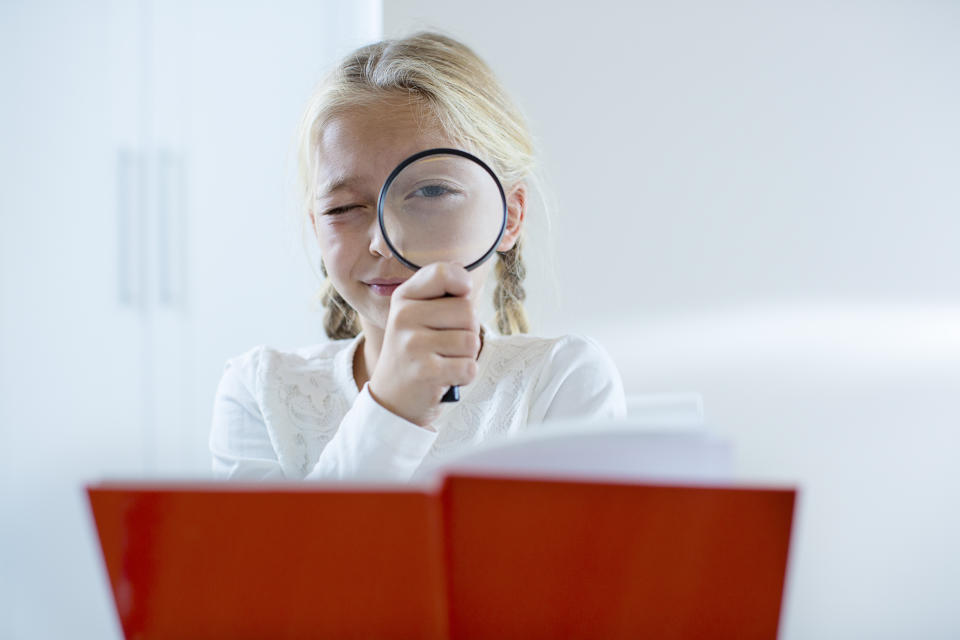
[364,278,407,297]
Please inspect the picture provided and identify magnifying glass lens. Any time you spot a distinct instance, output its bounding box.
[378,149,507,404]
[380,152,505,269]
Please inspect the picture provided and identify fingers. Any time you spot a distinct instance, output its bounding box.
[368,262,481,427]
[404,328,481,359]
[397,262,472,300]
[432,355,479,388]
[393,296,479,332]
[391,261,479,332]
[368,333,479,427]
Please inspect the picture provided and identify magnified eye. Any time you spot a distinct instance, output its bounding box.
[418,184,448,197]
[408,181,463,200]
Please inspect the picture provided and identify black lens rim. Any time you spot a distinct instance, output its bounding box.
[377,148,508,272]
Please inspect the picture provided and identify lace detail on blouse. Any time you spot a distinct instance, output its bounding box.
[426,337,554,459]
[257,347,353,477]
[215,330,625,480]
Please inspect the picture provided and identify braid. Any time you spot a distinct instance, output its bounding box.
[318,263,361,340]
[493,239,529,335]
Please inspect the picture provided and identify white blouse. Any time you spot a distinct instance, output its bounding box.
[209,331,626,482]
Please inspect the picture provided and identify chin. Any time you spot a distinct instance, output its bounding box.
[351,300,390,333]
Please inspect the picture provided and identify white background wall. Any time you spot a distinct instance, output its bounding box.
[385,2,960,639]
[1,1,957,638]
[386,1,959,329]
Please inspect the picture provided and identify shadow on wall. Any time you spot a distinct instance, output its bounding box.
[598,302,960,391]
[595,301,960,638]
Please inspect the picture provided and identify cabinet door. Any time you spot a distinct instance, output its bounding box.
[0,2,382,638]
[0,1,148,477]
[144,0,194,475]
[0,3,147,638]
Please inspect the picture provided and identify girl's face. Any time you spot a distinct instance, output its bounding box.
[311,96,501,331]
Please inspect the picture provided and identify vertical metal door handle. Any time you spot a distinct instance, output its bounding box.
[157,148,186,308]
[116,149,141,306]
[157,149,173,306]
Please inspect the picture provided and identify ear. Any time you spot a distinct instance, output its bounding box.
[497,182,527,252]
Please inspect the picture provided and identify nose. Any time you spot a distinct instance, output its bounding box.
[369,218,391,258]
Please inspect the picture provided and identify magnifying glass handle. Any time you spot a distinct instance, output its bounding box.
[439,290,463,404]
[441,385,460,403]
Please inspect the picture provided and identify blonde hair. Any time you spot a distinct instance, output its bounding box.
[296,32,534,339]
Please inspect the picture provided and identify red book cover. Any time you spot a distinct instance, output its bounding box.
[88,475,794,639]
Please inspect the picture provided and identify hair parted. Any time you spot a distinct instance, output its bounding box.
[297,31,536,338]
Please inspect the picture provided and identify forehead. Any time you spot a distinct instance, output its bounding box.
[315,96,454,197]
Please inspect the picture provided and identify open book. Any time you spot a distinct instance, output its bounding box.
[88,427,795,639]
[412,418,731,486]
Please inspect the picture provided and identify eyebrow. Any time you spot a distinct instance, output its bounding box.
[315,175,363,201]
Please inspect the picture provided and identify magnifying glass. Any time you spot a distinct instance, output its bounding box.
[377,148,508,403]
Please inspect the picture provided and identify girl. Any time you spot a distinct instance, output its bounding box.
[210,32,625,481]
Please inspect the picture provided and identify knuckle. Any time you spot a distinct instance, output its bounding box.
[393,279,412,297]
[389,297,411,319]
[412,330,433,353]
[454,267,472,289]
[410,356,431,381]
[465,332,481,355]
[463,359,478,382]
[453,297,474,321]
[464,316,480,335]
[407,265,433,289]
[397,330,417,353]
[467,314,481,335]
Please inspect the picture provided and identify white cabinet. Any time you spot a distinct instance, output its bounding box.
[0,2,380,637]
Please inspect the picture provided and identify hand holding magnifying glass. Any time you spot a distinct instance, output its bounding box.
[376,148,507,406]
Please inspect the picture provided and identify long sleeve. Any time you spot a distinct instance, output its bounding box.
[303,384,438,481]
[528,335,627,425]
[210,348,438,482]
[209,354,286,480]
[210,334,626,483]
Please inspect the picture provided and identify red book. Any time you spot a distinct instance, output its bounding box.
[88,474,795,639]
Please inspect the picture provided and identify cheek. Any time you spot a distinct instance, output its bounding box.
[316,221,363,272]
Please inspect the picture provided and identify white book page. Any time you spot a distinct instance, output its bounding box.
[413,419,733,489]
